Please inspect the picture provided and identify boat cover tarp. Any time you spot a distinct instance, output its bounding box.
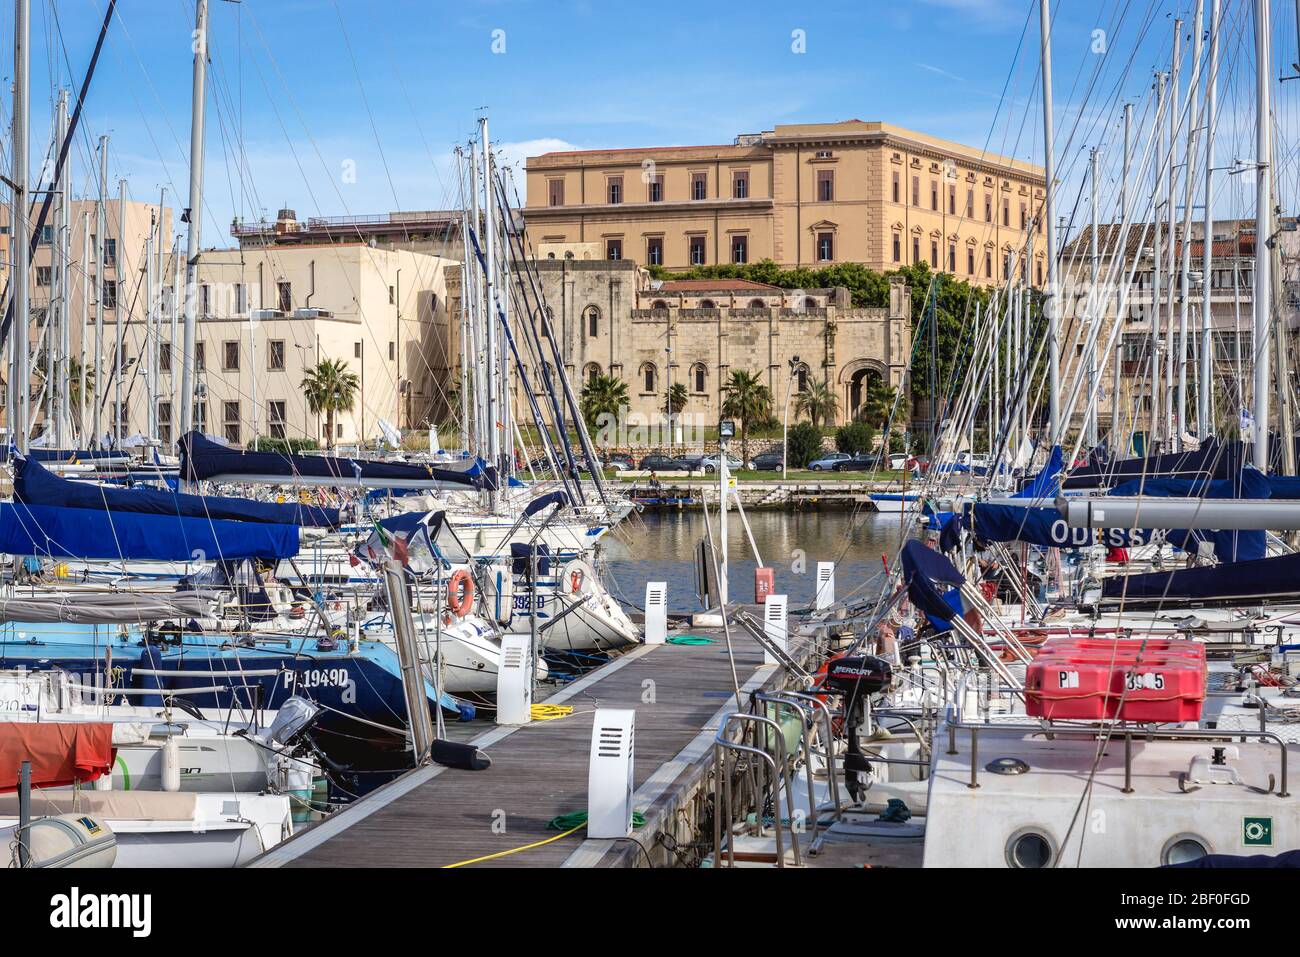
[0,502,299,561]
[900,540,964,623]
[523,490,571,517]
[1099,550,1300,604]
[0,590,216,624]
[179,432,499,490]
[1013,445,1063,500]
[1063,438,1244,489]
[25,448,127,463]
[15,456,341,528]
[1267,476,1300,499]
[0,722,114,791]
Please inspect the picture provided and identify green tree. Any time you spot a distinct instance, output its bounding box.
[579,374,629,431]
[665,382,688,416]
[720,369,772,464]
[835,421,875,455]
[855,378,898,429]
[301,358,360,451]
[786,421,823,469]
[794,376,839,429]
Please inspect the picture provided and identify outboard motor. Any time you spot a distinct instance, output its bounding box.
[820,655,893,804]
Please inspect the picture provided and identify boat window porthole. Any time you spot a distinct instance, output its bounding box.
[1162,835,1210,866]
[1005,829,1054,868]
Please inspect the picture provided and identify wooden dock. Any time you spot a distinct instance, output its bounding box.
[252,618,806,868]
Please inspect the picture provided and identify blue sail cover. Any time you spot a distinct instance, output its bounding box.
[1100,550,1300,604]
[15,456,341,528]
[900,539,965,624]
[25,448,127,463]
[0,502,298,561]
[1063,438,1244,489]
[1013,445,1063,500]
[179,432,500,490]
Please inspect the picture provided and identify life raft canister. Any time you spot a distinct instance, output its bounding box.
[447,569,475,617]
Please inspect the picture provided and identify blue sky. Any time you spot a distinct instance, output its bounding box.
[13,0,1299,248]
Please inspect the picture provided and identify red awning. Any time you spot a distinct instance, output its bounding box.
[0,722,116,791]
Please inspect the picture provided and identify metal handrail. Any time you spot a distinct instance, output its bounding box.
[712,712,802,868]
[756,691,843,849]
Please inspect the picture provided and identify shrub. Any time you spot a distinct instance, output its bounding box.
[786,422,823,469]
[253,436,320,454]
[835,421,875,455]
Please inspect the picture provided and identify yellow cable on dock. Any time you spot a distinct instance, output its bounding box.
[441,822,586,868]
[529,703,574,721]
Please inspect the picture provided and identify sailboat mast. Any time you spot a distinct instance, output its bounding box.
[51,89,70,448]
[9,0,30,453]
[92,136,106,447]
[179,0,209,444]
[1251,0,1271,471]
[1199,0,1220,436]
[1115,101,1131,443]
[1176,4,1204,447]
[1038,0,1060,442]
[479,116,500,504]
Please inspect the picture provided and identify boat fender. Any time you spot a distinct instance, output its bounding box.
[447,569,475,618]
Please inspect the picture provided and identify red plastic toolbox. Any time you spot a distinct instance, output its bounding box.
[1025,638,1207,722]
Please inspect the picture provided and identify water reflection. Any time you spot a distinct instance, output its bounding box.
[600,509,915,613]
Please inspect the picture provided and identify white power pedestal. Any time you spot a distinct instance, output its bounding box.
[644,582,668,644]
[763,594,788,665]
[815,562,836,610]
[587,708,636,839]
[495,633,533,725]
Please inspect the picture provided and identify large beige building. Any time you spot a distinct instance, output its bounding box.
[444,258,911,431]
[524,120,1047,283]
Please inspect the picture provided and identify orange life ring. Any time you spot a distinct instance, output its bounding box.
[447,569,475,617]
[569,569,584,594]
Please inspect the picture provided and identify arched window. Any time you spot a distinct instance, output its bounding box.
[583,362,601,385]
[795,362,810,393]
[640,362,657,393]
[541,306,554,338]
[749,298,767,308]
[804,297,818,309]
[700,299,716,309]
[691,363,707,394]
[584,306,600,338]
[651,299,669,311]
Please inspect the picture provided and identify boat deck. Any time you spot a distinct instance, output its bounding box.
[252,615,805,868]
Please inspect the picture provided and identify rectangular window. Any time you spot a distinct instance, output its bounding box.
[984,194,992,222]
[817,232,833,262]
[949,185,956,215]
[277,281,292,313]
[892,172,900,203]
[733,170,749,199]
[388,341,395,361]
[691,172,707,200]
[817,170,834,202]
[948,244,956,272]
[102,238,116,266]
[985,251,993,278]
[732,235,748,264]
[39,225,52,245]
[911,176,919,206]
[1020,203,1027,230]
[200,284,211,315]
[648,175,663,202]
[223,340,240,371]
[930,241,938,267]
[646,236,663,266]
[607,176,622,204]
[388,285,395,305]
[35,266,50,287]
[930,180,938,210]
[967,249,975,274]
[269,339,285,371]
[966,188,974,217]
[892,234,901,262]
[689,235,706,266]
[194,401,207,433]
[160,342,172,373]
[158,401,172,446]
[101,280,117,309]
[912,236,920,263]
[268,400,287,440]
[235,283,247,314]
[195,342,205,372]
[548,179,564,206]
[1002,198,1010,227]
[223,400,241,445]
[354,342,362,359]
[606,238,622,261]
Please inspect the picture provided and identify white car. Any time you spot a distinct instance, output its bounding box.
[888,454,910,470]
[700,453,746,473]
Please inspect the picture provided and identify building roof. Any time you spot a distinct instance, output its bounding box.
[1061,220,1261,263]
[655,278,785,293]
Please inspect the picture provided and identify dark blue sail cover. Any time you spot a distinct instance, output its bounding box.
[0,502,298,561]
[1063,438,1244,489]
[25,448,127,463]
[900,539,965,623]
[1100,550,1300,604]
[15,456,341,528]
[179,432,499,490]
[1013,445,1063,499]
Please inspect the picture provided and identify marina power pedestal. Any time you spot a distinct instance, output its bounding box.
[814,562,836,610]
[763,594,789,665]
[644,582,668,644]
[587,709,636,838]
[495,633,533,725]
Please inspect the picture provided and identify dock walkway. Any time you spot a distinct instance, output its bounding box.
[253,618,804,868]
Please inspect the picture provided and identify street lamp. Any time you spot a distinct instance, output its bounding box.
[782,354,801,480]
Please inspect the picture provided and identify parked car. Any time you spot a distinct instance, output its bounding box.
[887,453,910,470]
[605,453,635,471]
[750,451,785,472]
[700,453,745,474]
[808,452,852,471]
[832,454,879,473]
[678,454,707,472]
[638,453,693,472]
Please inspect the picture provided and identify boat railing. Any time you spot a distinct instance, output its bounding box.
[755,690,842,852]
[941,671,1292,796]
[712,711,802,868]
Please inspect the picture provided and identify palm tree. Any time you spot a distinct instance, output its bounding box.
[579,373,629,431]
[665,383,688,416]
[301,358,360,450]
[794,376,839,429]
[721,369,772,465]
[855,379,898,430]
